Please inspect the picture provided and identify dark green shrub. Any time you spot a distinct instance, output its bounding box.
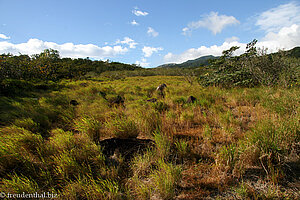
[199,40,299,88]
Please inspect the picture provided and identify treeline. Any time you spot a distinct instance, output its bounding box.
[199,40,300,88]
[0,49,141,82]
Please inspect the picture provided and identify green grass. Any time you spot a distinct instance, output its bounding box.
[0,75,299,199]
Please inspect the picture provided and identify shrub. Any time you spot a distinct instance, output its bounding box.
[199,40,300,88]
[243,48,299,87]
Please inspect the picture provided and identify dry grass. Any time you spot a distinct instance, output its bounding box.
[0,76,299,199]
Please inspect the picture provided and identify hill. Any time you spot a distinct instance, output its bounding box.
[157,46,300,69]
[157,55,218,68]
[287,46,300,57]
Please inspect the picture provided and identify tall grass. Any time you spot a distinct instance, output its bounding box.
[128,149,182,199]
[0,75,299,199]
[74,116,102,143]
[153,131,171,160]
[105,112,139,138]
[0,174,39,194]
[150,159,182,200]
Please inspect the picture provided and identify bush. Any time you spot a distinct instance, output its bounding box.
[199,40,300,88]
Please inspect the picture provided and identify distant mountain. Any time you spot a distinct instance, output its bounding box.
[286,46,300,58]
[157,63,177,68]
[157,55,218,68]
[157,47,300,69]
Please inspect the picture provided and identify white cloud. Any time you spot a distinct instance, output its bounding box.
[254,2,300,52]
[256,2,300,33]
[132,7,149,16]
[225,36,239,43]
[147,27,159,37]
[182,27,189,33]
[130,20,139,26]
[183,12,240,35]
[115,37,138,49]
[163,41,245,64]
[0,33,10,40]
[165,3,300,64]
[258,24,300,51]
[142,46,163,58]
[135,58,150,67]
[165,23,300,64]
[0,38,128,59]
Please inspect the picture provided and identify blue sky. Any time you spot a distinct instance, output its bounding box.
[0,0,300,67]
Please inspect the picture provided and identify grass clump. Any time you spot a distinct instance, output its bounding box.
[14,118,40,133]
[74,116,102,143]
[137,109,161,136]
[128,150,182,200]
[106,113,139,139]
[130,149,156,178]
[150,159,182,200]
[175,139,190,162]
[153,131,171,160]
[0,174,39,194]
[0,126,44,177]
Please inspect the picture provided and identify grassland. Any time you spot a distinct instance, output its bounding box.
[0,75,299,199]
